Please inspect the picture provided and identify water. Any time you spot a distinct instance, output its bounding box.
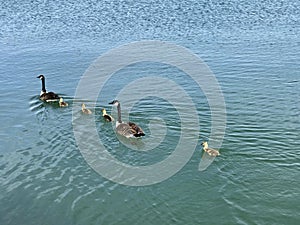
[1,0,299,224]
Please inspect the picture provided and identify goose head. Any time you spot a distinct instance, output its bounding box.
[37,74,45,80]
[109,100,120,106]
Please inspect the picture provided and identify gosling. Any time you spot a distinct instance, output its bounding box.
[81,103,92,114]
[59,97,68,107]
[202,141,220,157]
[101,108,114,122]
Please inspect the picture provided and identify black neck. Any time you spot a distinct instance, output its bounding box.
[117,104,122,123]
[41,78,46,93]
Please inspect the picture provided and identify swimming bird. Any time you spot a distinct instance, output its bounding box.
[101,108,114,122]
[81,103,92,114]
[37,74,60,102]
[202,141,220,156]
[109,100,145,138]
[59,97,68,107]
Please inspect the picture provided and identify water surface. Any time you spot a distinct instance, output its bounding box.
[0,0,299,224]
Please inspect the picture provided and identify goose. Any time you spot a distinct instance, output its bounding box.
[81,103,92,114]
[202,141,220,156]
[59,97,68,107]
[37,74,60,102]
[109,100,145,138]
[101,108,114,122]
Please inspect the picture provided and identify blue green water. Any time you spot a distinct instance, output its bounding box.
[1,0,299,224]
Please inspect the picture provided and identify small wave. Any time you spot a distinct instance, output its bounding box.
[286,80,299,84]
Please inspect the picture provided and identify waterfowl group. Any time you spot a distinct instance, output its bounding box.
[202,141,220,156]
[36,74,226,163]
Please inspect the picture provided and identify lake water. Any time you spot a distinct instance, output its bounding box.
[1,0,299,224]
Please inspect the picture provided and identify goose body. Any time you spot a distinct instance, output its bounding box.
[202,141,220,156]
[37,75,60,102]
[81,103,92,114]
[109,100,145,138]
[59,97,68,107]
[101,108,114,122]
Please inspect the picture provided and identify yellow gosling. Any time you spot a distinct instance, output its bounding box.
[81,103,92,114]
[59,97,68,107]
[101,108,114,122]
[202,141,220,157]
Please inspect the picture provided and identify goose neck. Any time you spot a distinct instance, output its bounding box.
[117,104,122,123]
[41,78,46,93]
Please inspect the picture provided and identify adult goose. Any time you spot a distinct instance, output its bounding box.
[109,100,145,138]
[37,74,60,102]
[201,142,220,157]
